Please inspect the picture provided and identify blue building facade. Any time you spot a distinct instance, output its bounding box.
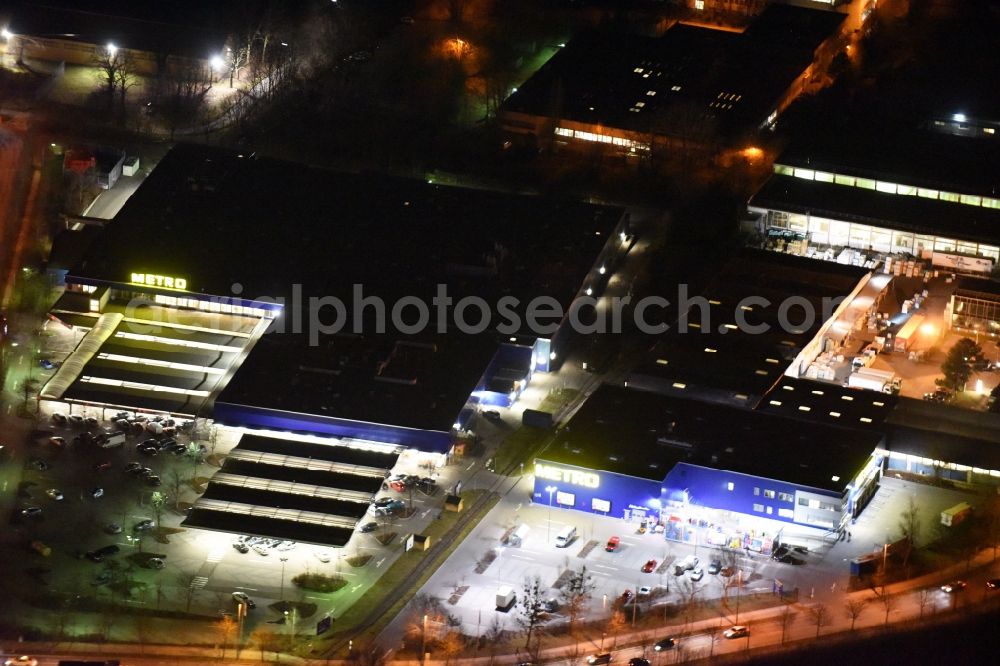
[533,453,882,551]
[530,459,663,521]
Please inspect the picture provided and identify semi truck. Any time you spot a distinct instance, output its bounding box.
[893,313,926,353]
[847,368,901,394]
[941,502,973,527]
[496,585,516,611]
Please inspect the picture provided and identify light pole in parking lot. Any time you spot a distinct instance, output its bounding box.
[280,556,289,600]
[545,485,557,541]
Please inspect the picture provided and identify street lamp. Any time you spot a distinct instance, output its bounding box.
[235,600,246,658]
[1,28,11,41]
[545,485,557,541]
[279,555,288,600]
[421,613,428,666]
[106,42,117,56]
[735,569,743,624]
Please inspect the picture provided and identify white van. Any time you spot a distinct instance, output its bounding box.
[508,523,531,547]
[555,525,577,548]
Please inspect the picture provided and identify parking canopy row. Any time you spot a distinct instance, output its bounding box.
[181,433,400,547]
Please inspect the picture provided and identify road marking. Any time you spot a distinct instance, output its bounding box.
[421,509,430,518]
[191,576,209,589]
[306,595,326,600]
[233,586,258,592]
[350,584,362,592]
[375,557,386,568]
[466,462,476,471]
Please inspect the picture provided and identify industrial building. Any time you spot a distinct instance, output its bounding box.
[747,125,1000,273]
[532,384,884,552]
[626,250,891,407]
[500,4,845,154]
[39,143,630,545]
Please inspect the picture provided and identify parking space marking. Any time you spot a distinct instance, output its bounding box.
[376,557,386,568]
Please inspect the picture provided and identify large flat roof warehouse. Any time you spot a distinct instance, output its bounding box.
[627,250,870,405]
[57,142,625,434]
[69,143,624,320]
[546,384,882,493]
[501,4,844,142]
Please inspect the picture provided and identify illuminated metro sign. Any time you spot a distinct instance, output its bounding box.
[535,463,600,488]
[130,273,188,290]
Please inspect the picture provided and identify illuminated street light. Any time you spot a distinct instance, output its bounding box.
[210,54,225,71]
[1,28,12,40]
[545,485,557,541]
[106,42,118,56]
[952,113,967,123]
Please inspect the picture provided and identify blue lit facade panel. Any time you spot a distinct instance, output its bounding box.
[531,459,663,520]
[663,463,840,528]
[212,402,454,453]
[472,343,535,408]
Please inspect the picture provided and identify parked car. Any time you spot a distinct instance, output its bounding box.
[628,659,649,666]
[28,458,49,471]
[39,359,55,370]
[45,488,64,501]
[252,543,270,556]
[641,559,657,573]
[146,557,165,569]
[124,461,143,473]
[86,544,120,562]
[105,522,123,534]
[483,410,503,423]
[232,542,250,554]
[723,626,749,639]
[619,589,634,605]
[587,653,612,665]
[93,461,112,472]
[707,559,721,575]
[987,578,1000,590]
[145,475,162,486]
[688,567,704,581]
[637,586,653,596]
[5,655,38,665]
[49,436,66,447]
[20,505,42,517]
[314,551,332,563]
[133,519,155,532]
[605,536,620,552]
[653,637,677,651]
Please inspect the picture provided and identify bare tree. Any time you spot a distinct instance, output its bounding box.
[606,610,627,650]
[844,597,869,630]
[704,622,721,657]
[558,566,595,631]
[439,631,465,665]
[876,589,897,625]
[898,495,920,576]
[917,587,934,619]
[215,614,237,658]
[809,603,830,637]
[517,576,547,649]
[777,604,796,645]
[167,469,184,508]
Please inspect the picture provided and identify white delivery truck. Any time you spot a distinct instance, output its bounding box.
[496,585,516,611]
[847,368,901,394]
